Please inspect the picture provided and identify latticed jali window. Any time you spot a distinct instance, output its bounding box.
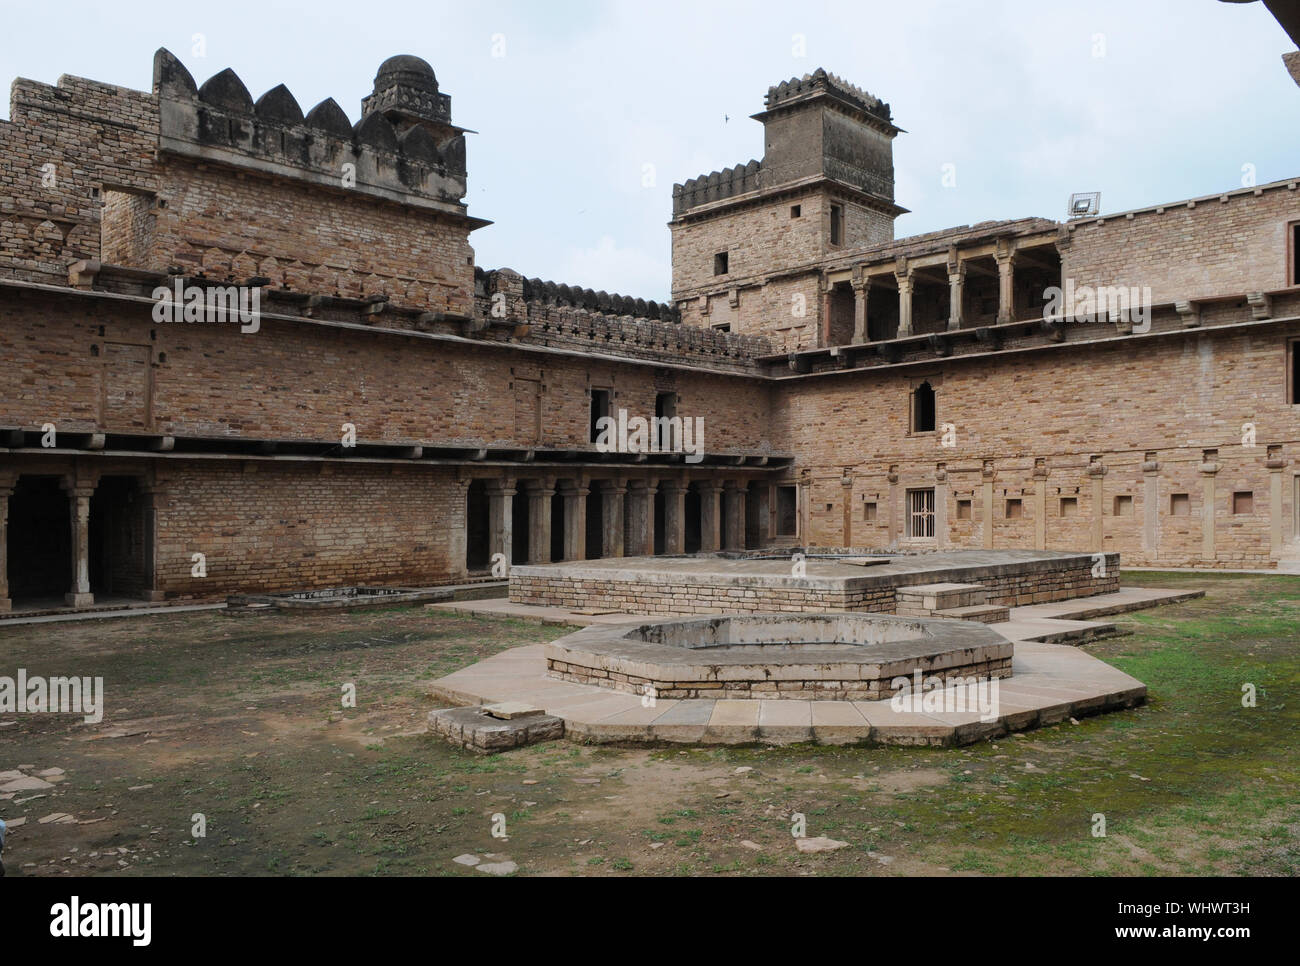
[907,488,935,539]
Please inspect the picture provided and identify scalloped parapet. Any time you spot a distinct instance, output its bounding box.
[671,159,761,215]
[152,48,470,214]
[763,68,892,125]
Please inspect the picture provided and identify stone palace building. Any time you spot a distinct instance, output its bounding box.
[0,29,1297,610]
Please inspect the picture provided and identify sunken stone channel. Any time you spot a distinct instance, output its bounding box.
[544,613,1013,701]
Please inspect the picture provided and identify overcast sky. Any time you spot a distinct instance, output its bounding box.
[3,0,1297,301]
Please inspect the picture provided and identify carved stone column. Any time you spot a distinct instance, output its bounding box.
[62,476,97,607]
[660,479,688,555]
[851,270,870,344]
[1199,454,1219,563]
[995,243,1017,324]
[947,260,965,331]
[600,480,626,559]
[138,479,167,602]
[697,482,724,552]
[895,267,914,338]
[558,479,589,561]
[485,478,516,570]
[723,481,747,551]
[525,478,554,565]
[624,479,657,557]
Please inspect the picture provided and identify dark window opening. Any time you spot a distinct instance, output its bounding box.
[713,251,729,276]
[8,476,71,602]
[655,391,678,451]
[466,480,491,571]
[1291,221,1300,286]
[589,388,611,443]
[712,322,731,333]
[776,485,798,536]
[1290,339,1300,404]
[912,381,936,433]
[830,204,844,246]
[791,204,801,219]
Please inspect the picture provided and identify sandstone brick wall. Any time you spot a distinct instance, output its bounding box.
[147,158,475,314]
[153,460,464,596]
[1,74,159,283]
[772,325,1300,567]
[510,558,1117,615]
[0,288,774,453]
[1062,181,1300,303]
[1,68,477,311]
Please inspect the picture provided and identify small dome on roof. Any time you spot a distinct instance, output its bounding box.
[373,55,437,93]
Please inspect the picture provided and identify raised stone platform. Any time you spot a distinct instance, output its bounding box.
[545,613,1012,701]
[510,550,1119,617]
[428,633,1146,748]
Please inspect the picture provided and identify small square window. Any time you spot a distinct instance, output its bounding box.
[1170,493,1190,516]
[955,499,972,520]
[713,251,729,276]
[791,204,801,218]
[1233,491,1254,514]
[1059,496,1078,517]
[1005,498,1023,519]
[863,501,877,522]
[1113,494,1134,516]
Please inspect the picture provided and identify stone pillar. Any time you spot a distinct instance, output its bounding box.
[0,477,13,612]
[599,480,626,559]
[1088,459,1107,553]
[841,475,854,547]
[887,466,900,545]
[525,478,554,565]
[1142,456,1160,560]
[625,479,656,557]
[895,269,914,338]
[661,480,688,555]
[1200,455,1219,563]
[1266,450,1287,555]
[995,245,1016,324]
[1033,460,1049,551]
[723,481,747,551]
[698,482,724,552]
[138,480,167,602]
[820,281,834,347]
[935,464,949,550]
[485,478,516,570]
[981,461,995,550]
[851,276,870,344]
[751,483,770,548]
[947,261,965,331]
[558,480,589,561]
[62,477,96,608]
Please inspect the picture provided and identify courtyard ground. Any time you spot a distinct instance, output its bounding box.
[1,570,1297,877]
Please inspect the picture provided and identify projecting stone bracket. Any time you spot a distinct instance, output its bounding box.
[1175,299,1201,328]
[1246,292,1273,320]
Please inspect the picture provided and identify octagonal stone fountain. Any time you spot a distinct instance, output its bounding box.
[544,613,1013,701]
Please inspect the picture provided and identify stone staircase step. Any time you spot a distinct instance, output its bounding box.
[895,581,988,614]
[933,603,1010,624]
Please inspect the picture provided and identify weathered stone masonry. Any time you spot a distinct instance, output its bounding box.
[0,44,1297,612]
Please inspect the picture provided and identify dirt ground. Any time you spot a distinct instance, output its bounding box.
[1,570,1297,877]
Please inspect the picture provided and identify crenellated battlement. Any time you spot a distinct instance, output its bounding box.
[672,159,762,215]
[154,49,471,214]
[762,68,893,127]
